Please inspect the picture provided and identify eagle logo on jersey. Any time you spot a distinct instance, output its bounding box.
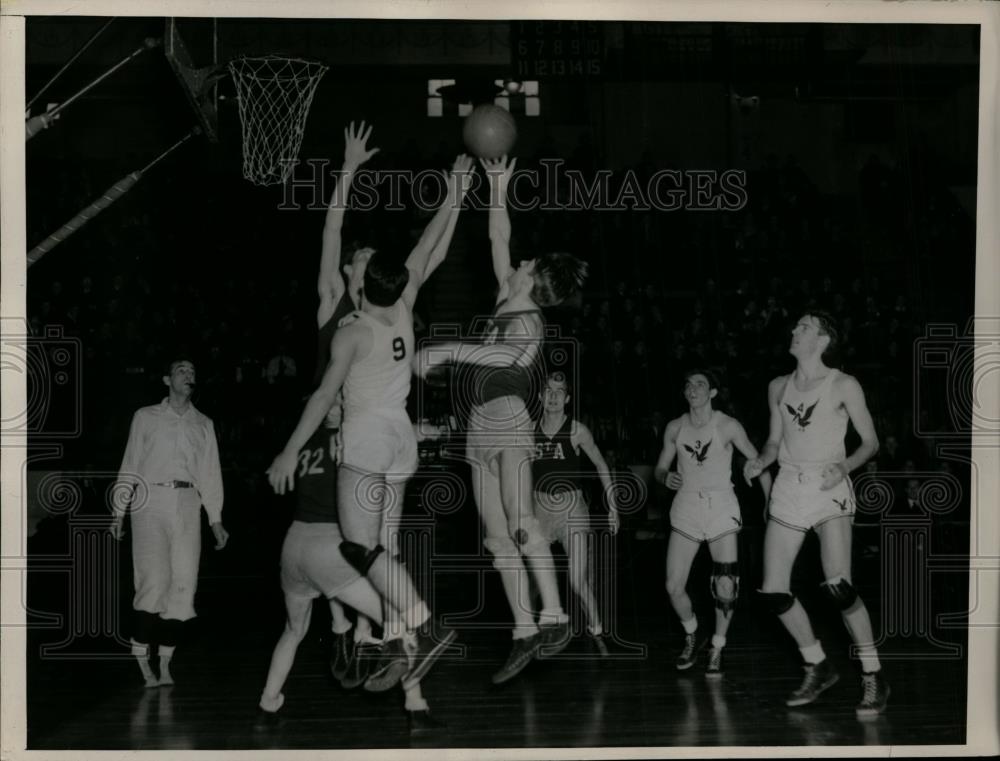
[786,400,819,430]
[833,497,849,512]
[683,439,712,465]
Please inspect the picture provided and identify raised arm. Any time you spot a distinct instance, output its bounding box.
[574,421,620,533]
[402,154,474,310]
[481,156,516,302]
[267,326,360,494]
[318,121,379,327]
[743,376,786,484]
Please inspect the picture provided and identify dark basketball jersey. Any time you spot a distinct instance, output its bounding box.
[292,425,339,523]
[463,305,543,408]
[312,293,357,388]
[532,416,582,493]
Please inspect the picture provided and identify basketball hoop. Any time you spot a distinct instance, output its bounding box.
[227,56,328,186]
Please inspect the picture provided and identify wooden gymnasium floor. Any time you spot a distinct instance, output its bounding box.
[23,507,969,751]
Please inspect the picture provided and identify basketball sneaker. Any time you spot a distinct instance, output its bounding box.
[329,630,352,682]
[491,633,540,685]
[401,618,457,691]
[675,632,701,671]
[705,646,724,679]
[855,671,890,717]
[785,659,839,707]
[537,620,572,658]
[364,637,409,692]
[340,641,377,689]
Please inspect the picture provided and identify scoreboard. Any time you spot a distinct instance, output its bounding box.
[511,21,605,78]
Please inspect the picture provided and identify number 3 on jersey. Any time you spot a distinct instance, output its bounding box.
[392,336,406,361]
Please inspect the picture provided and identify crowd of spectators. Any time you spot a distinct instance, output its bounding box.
[24,139,974,533]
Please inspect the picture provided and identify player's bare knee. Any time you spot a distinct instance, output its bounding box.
[665,575,688,599]
[483,535,523,571]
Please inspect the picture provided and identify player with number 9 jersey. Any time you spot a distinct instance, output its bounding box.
[340,305,418,483]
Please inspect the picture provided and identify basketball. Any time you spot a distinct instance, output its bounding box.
[462,104,518,159]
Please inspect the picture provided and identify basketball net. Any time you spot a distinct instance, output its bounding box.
[228,56,328,186]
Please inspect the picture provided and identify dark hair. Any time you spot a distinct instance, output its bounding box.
[683,368,721,391]
[164,358,195,376]
[362,250,409,307]
[544,370,571,394]
[531,253,589,308]
[804,309,841,365]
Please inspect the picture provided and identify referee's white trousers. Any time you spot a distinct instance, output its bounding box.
[130,486,201,621]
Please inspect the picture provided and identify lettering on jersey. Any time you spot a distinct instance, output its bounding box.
[682,439,712,465]
[732,516,742,527]
[786,400,819,431]
[833,497,849,512]
[392,336,406,360]
[297,447,326,477]
[535,440,566,460]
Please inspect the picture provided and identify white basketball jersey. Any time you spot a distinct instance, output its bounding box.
[777,369,848,468]
[342,304,414,418]
[676,411,733,493]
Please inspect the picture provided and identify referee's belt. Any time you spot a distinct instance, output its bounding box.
[152,480,194,489]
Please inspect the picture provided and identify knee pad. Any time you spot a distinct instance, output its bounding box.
[822,577,859,611]
[711,562,740,614]
[340,540,385,576]
[758,590,796,615]
[512,515,548,555]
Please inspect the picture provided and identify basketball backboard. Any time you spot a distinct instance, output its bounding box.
[165,18,220,143]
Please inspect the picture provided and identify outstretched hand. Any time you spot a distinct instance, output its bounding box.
[451,153,476,196]
[480,155,517,188]
[343,120,380,168]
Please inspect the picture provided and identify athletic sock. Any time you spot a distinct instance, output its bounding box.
[711,634,727,650]
[130,638,157,687]
[538,607,569,626]
[158,644,175,685]
[800,641,826,665]
[857,643,881,674]
[681,615,698,635]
